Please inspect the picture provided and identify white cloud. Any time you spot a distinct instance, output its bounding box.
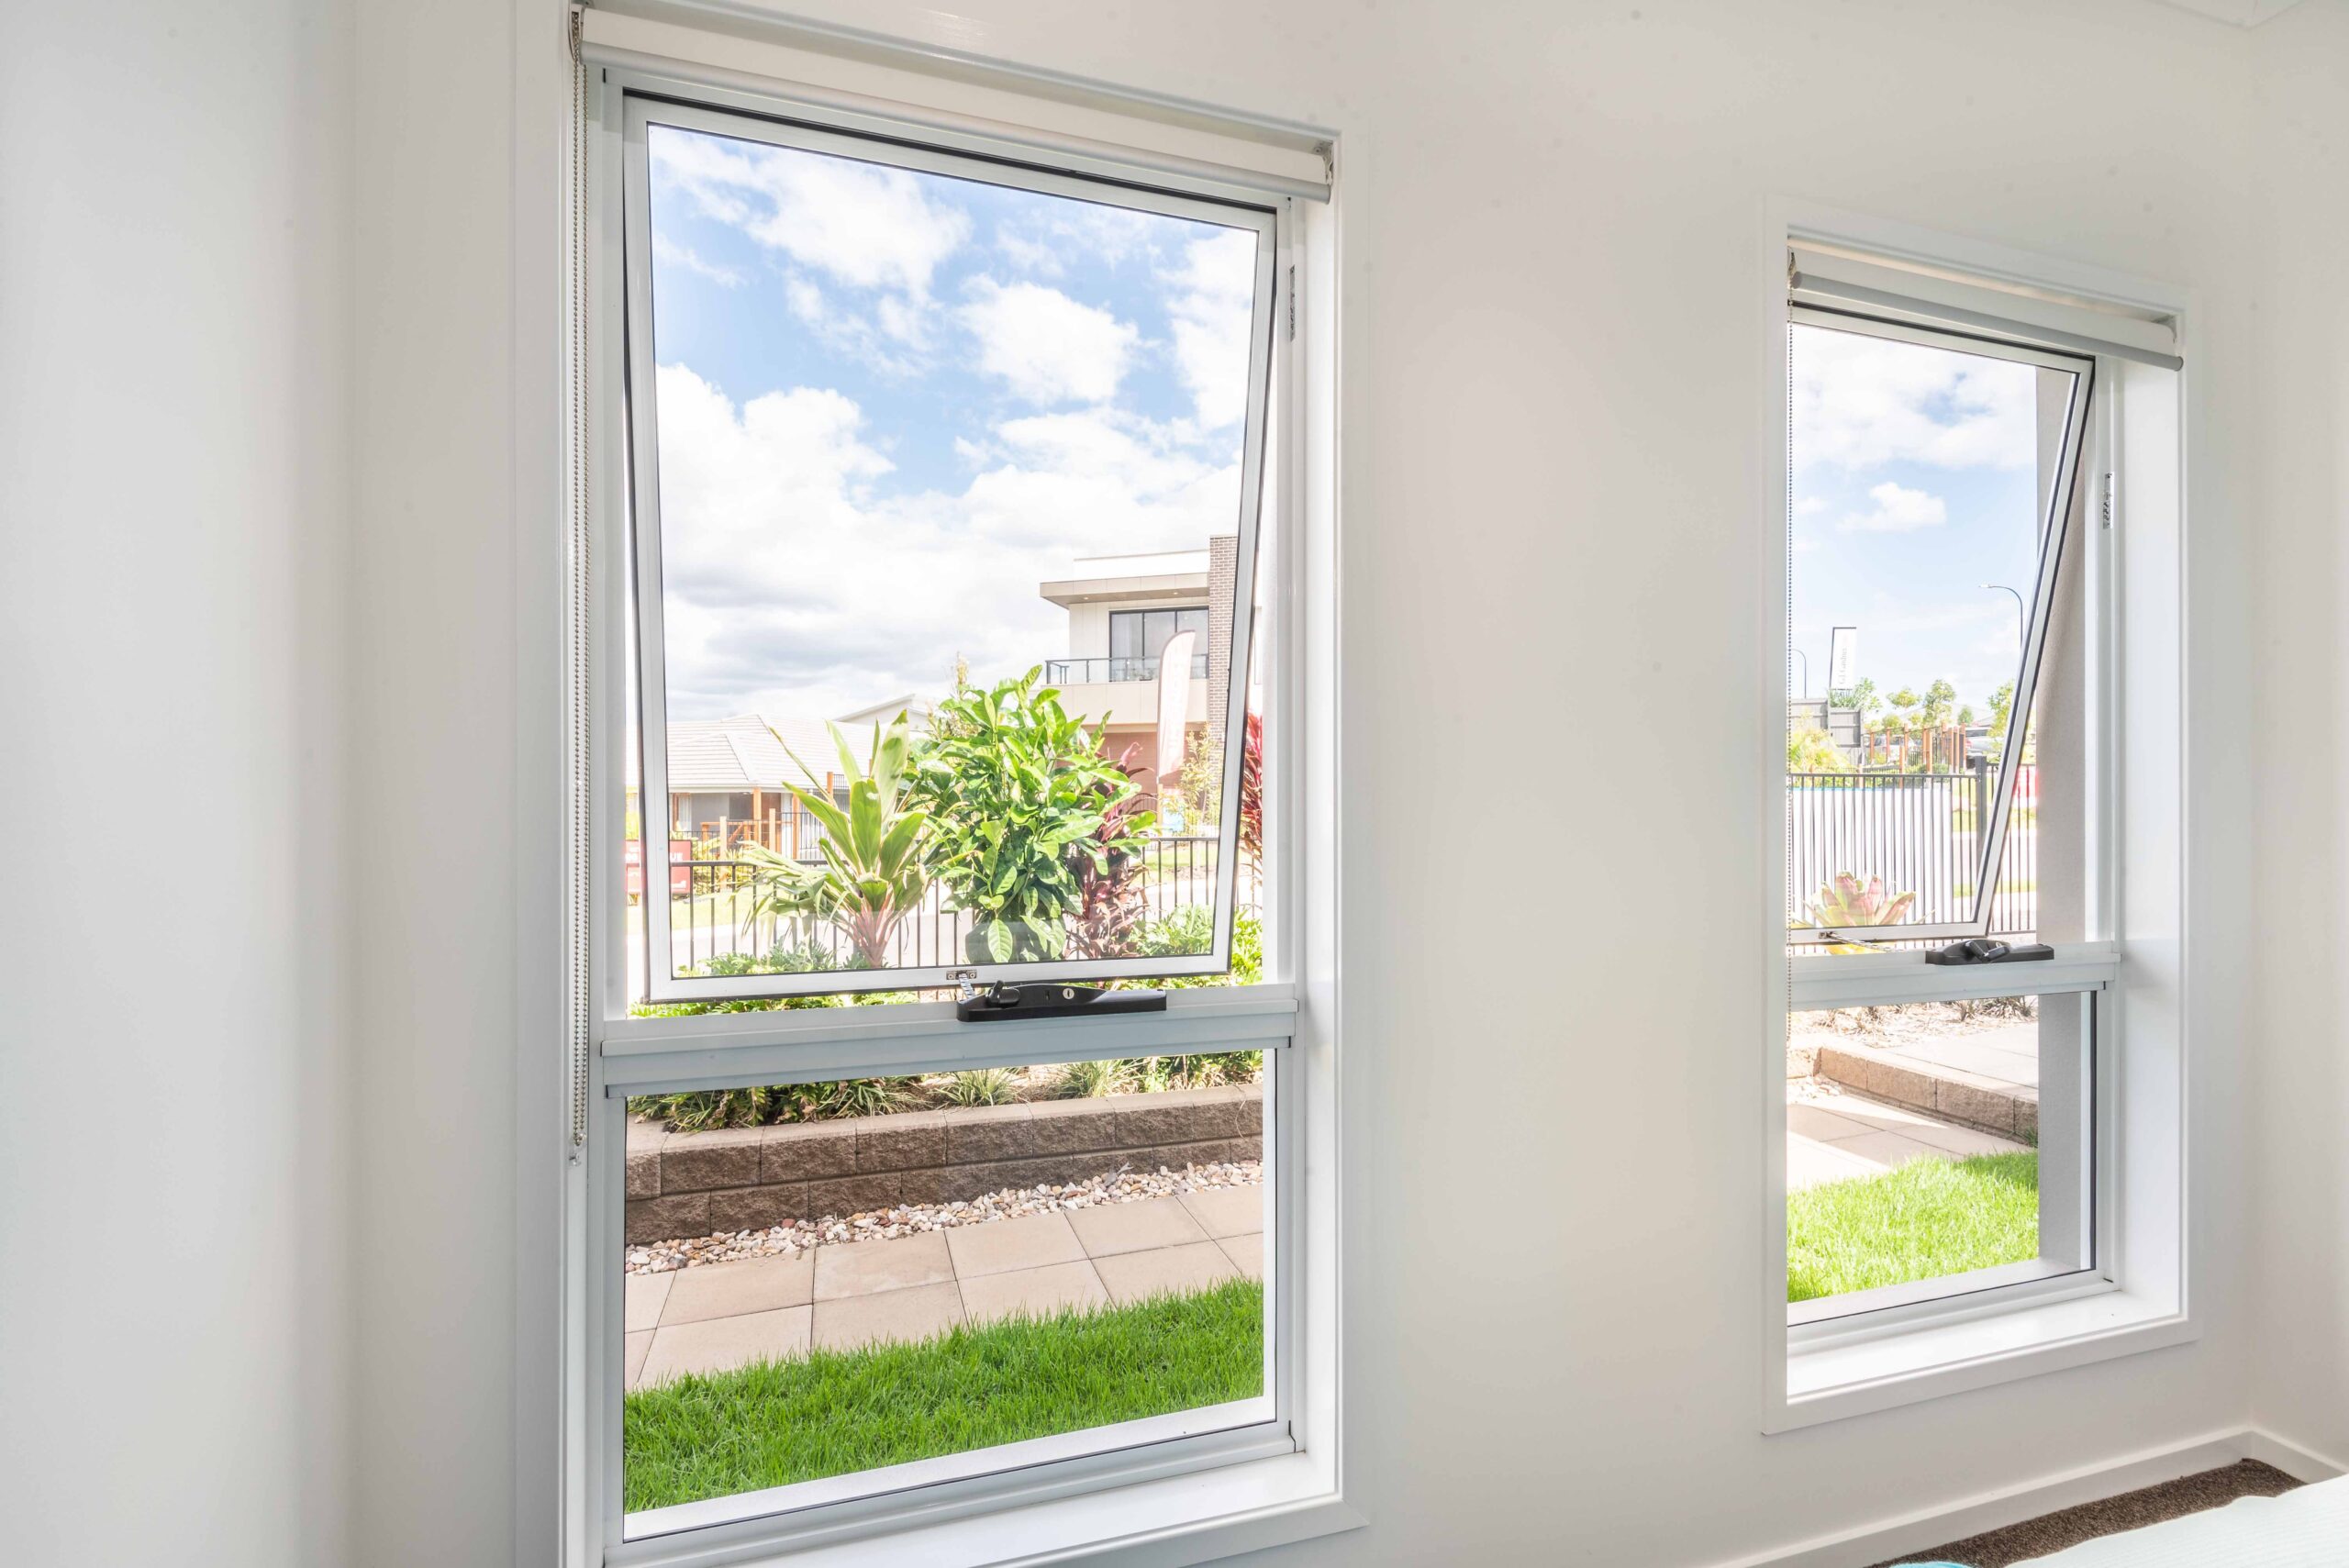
[1841,480,1948,534]
[959,279,1139,405]
[779,272,931,376]
[995,206,1164,280]
[1792,326,2040,473]
[1161,230,1258,428]
[650,366,1236,718]
[653,235,743,287]
[1793,495,1826,517]
[650,126,969,297]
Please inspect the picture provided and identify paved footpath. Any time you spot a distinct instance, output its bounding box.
[625,1186,1264,1389]
[1786,1084,2029,1193]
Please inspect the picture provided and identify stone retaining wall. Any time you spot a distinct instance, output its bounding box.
[625,1084,1264,1243]
[1816,1046,2039,1142]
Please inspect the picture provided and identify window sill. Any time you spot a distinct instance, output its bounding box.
[1771,1286,2194,1432]
[637,1451,1361,1568]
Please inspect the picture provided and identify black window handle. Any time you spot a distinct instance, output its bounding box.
[956,984,1168,1022]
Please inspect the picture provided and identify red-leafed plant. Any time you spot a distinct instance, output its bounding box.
[1238,710,1264,859]
[1066,740,1156,961]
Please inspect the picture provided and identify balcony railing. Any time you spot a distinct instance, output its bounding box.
[1044,653,1209,684]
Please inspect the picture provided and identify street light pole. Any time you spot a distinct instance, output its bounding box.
[1982,584,2025,651]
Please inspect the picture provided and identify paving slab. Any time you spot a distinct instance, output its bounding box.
[1067,1195,1209,1258]
[625,1271,673,1334]
[812,1229,952,1301]
[1093,1240,1238,1306]
[638,1305,811,1387]
[943,1211,1085,1279]
[1216,1232,1264,1282]
[660,1251,814,1325]
[1787,1133,1885,1192]
[1177,1184,1264,1240]
[811,1281,964,1353]
[958,1261,1108,1325]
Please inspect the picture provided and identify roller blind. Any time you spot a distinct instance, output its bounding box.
[578,3,1331,202]
[1788,242,2181,370]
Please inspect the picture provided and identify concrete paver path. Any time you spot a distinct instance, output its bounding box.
[625,1187,1264,1389]
[1787,1084,2030,1193]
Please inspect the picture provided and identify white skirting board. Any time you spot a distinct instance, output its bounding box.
[1701,1428,2347,1568]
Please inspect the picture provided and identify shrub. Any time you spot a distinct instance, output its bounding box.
[911,670,1149,964]
[1786,726,1851,773]
[1066,740,1155,962]
[1052,1058,1137,1098]
[934,1068,1021,1107]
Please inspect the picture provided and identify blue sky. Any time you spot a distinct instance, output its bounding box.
[642,121,1262,720]
[1789,323,2064,719]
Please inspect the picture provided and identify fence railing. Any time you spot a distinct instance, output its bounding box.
[661,836,1228,976]
[1043,654,1209,684]
[1787,765,2039,939]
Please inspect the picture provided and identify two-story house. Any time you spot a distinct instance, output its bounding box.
[1040,535,1240,808]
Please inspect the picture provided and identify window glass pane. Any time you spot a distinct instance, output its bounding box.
[1786,992,2092,1316]
[619,1051,1272,1532]
[1786,321,2081,944]
[627,114,1272,995]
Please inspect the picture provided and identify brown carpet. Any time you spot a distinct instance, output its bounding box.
[1866,1460,2301,1568]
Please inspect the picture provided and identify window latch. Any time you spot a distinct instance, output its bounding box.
[1925,937,2055,966]
[956,984,1167,1023]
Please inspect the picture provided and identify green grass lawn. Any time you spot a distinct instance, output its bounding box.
[624,1279,1264,1514]
[1787,1152,2039,1303]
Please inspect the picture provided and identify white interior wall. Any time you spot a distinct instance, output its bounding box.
[6,1,2343,1565]
[0,4,354,1565]
[2247,0,2349,1473]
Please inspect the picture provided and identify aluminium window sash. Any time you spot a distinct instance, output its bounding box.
[617,87,1285,1003]
[1783,305,2095,948]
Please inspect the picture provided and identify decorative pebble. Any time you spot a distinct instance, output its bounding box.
[626,1160,1264,1275]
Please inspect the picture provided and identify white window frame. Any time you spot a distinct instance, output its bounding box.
[618,89,1281,1005]
[554,19,1353,1568]
[1760,207,2196,1434]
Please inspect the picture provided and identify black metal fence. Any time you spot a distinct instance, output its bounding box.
[1787,764,2039,938]
[662,836,1225,976]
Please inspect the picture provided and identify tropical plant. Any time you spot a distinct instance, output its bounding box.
[911,669,1150,964]
[1799,873,1918,949]
[1786,726,1851,774]
[737,714,934,971]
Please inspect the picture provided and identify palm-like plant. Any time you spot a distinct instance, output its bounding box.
[738,714,933,971]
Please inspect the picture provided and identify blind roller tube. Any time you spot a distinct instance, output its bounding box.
[1787,245,2181,370]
